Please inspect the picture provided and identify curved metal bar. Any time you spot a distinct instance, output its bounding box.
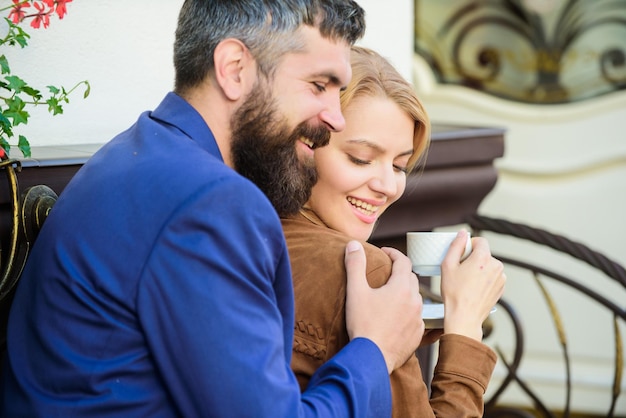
[467,214,626,289]
[493,255,626,319]
[0,151,58,354]
[20,185,58,244]
[0,153,25,302]
[485,298,526,408]
[533,274,571,417]
[489,255,624,417]
[451,16,532,84]
[467,214,625,417]
[495,344,557,418]
[609,315,623,417]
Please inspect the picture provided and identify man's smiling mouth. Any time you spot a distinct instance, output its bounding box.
[300,137,315,149]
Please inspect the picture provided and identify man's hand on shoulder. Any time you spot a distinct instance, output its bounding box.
[344,241,425,373]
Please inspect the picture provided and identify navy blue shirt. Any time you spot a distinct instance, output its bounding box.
[0,93,390,417]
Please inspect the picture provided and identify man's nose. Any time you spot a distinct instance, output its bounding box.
[319,94,346,132]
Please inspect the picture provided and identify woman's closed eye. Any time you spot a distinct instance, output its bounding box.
[393,164,408,174]
[348,154,370,166]
[348,154,408,174]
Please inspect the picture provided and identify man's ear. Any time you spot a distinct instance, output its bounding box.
[213,38,255,101]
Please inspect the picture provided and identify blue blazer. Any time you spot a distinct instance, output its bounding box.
[1,93,390,417]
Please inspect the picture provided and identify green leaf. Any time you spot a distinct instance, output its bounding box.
[17,134,30,158]
[47,85,60,95]
[0,111,13,137]
[83,81,91,98]
[0,55,10,75]
[5,75,26,94]
[14,34,29,48]
[7,96,25,111]
[0,137,10,156]
[22,85,42,101]
[4,18,30,48]
[46,97,64,115]
[4,97,29,125]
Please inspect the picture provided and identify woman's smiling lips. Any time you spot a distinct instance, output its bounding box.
[347,196,383,224]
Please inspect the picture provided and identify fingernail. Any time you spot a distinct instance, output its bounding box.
[346,241,362,253]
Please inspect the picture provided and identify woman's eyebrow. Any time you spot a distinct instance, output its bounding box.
[346,138,381,151]
[347,139,413,157]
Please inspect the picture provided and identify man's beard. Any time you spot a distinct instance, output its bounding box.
[231,82,330,217]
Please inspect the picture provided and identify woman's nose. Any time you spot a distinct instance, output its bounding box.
[370,166,398,197]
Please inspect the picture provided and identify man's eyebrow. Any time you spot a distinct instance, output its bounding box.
[312,72,345,89]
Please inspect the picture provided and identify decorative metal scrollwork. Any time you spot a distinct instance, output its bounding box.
[465,214,625,417]
[414,0,626,103]
[0,150,58,351]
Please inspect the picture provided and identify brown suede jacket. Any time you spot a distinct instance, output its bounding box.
[281,210,497,418]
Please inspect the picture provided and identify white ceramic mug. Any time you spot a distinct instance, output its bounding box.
[406,232,472,276]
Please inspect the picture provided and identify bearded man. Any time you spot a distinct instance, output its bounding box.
[0,1,425,417]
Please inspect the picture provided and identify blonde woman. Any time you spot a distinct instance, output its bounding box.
[282,46,505,417]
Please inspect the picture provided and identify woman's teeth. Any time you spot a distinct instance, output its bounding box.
[347,197,379,215]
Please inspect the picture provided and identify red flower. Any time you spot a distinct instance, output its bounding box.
[6,0,74,29]
[7,0,31,24]
[53,0,73,19]
[30,1,50,29]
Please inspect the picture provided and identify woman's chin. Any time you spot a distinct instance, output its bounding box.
[348,226,375,242]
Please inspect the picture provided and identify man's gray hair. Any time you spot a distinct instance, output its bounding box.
[173,0,366,94]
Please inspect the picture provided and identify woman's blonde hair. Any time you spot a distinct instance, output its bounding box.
[340,46,431,171]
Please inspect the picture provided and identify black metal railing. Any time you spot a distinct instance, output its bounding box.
[465,214,625,417]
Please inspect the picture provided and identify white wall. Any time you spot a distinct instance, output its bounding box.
[3,1,182,146]
[356,0,414,81]
[4,0,412,148]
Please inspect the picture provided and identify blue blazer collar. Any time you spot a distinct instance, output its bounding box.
[151,92,223,162]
